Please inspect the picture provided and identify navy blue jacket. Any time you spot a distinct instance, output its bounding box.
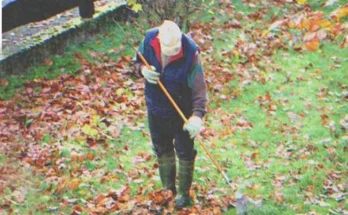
[136,28,206,118]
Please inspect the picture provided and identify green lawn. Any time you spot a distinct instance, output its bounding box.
[0,0,347,214]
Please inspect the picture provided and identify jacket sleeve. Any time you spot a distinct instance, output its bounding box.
[188,51,208,118]
[133,40,145,77]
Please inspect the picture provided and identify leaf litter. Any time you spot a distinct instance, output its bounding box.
[1,0,348,214]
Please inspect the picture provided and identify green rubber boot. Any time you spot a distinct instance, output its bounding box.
[158,152,176,195]
[175,159,195,209]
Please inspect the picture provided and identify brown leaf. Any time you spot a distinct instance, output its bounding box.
[303,32,317,41]
[340,35,348,49]
[42,58,53,66]
[320,114,329,125]
[151,192,165,204]
[149,190,174,205]
[56,178,68,194]
[251,152,260,160]
[111,72,120,82]
[107,191,118,200]
[316,29,327,40]
[26,87,33,95]
[0,107,7,114]
[13,190,26,203]
[0,79,9,87]
[288,19,296,28]
[305,39,320,51]
[247,184,261,191]
[121,55,132,63]
[330,4,348,21]
[72,205,83,214]
[308,20,321,32]
[274,193,285,203]
[86,152,95,160]
[224,20,242,29]
[42,87,51,94]
[117,185,131,203]
[95,194,106,204]
[68,178,80,190]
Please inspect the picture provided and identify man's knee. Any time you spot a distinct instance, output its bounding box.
[152,142,174,158]
[176,149,197,161]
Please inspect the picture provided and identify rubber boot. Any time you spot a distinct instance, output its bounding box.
[175,159,195,208]
[158,152,176,195]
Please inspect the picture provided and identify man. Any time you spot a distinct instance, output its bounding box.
[134,20,207,208]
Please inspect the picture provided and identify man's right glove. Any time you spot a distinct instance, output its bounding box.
[141,65,160,84]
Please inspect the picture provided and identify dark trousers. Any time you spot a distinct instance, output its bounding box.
[148,112,197,161]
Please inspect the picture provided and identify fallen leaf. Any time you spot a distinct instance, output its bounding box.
[331,4,348,20]
[0,79,9,87]
[305,39,320,51]
[69,178,80,190]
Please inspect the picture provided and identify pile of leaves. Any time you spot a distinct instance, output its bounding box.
[263,2,348,51]
[0,17,237,215]
[0,44,236,215]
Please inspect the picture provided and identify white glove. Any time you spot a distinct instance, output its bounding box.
[141,66,160,84]
[183,116,203,139]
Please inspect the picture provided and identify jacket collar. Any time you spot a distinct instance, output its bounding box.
[150,34,184,66]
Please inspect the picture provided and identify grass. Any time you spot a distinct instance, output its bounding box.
[204,1,347,214]
[222,44,347,212]
[1,0,348,214]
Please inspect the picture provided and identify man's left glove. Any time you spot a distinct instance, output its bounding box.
[183,116,203,139]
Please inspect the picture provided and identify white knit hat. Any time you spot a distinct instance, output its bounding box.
[158,20,182,56]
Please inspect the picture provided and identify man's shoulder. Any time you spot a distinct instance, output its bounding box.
[183,34,199,51]
[143,28,159,44]
[145,28,159,36]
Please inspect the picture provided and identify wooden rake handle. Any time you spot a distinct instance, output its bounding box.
[137,51,234,189]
